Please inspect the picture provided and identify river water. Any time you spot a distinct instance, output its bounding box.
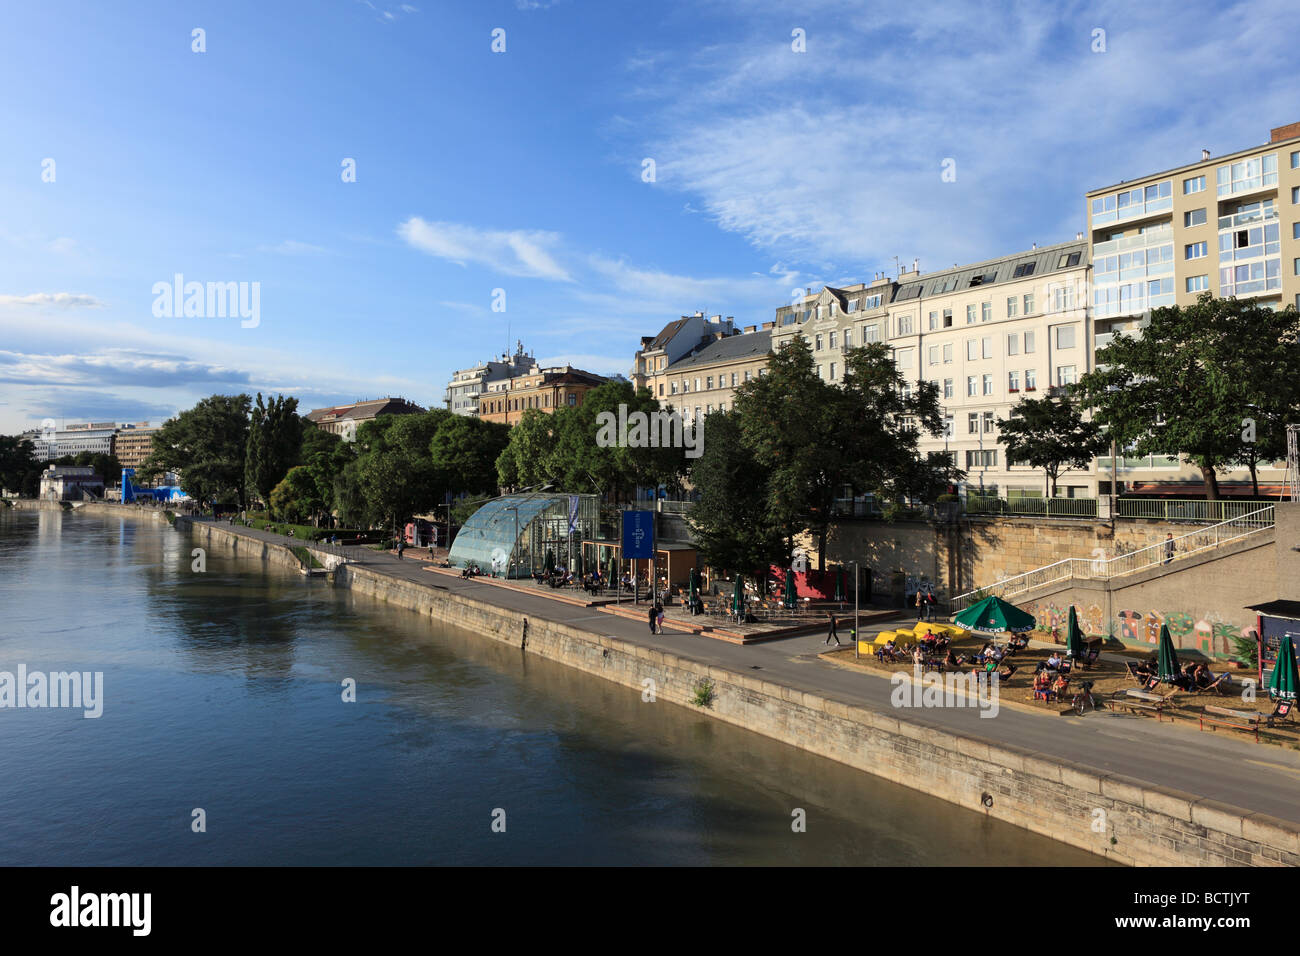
[0,509,1106,865]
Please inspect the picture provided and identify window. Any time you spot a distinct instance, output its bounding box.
[967,339,978,361]
[706,376,714,390]
[818,365,825,379]
[1184,208,1207,227]
[1008,370,1020,391]
[1007,334,1019,356]
[1024,331,1036,353]
[862,324,880,342]
[1055,326,1075,349]
[1294,223,1300,240]
[743,370,751,382]
[846,298,859,313]
[658,383,664,396]
[864,294,882,310]
[966,449,998,468]
[1057,251,1082,268]
[1217,154,1278,196]
[829,331,837,349]
[1006,296,1018,317]
[942,378,954,398]
[942,308,953,327]
[1025,368,1037,390]
[981,302,992,322]
[982,336,993,359]
[568,393,577,406]
[1293,150,1300,169]
[982,374,994,395]
[706,404,713,414]
[731,372,737,387]
[982,411,995,434]
[1057,365,1077,386]
[1023,293,1035,314]
[943,415,953,437]
[968,413,979,435]
[1012,262,1036,278]
[929,310,939,330]
[1183,175,1206,194]
[1186,274,1209,292]
[1293,186,1299,205]
[1185,241,1207,260]
[967,376,978,397]
[814,334,823,351]
[843,330,851,348]
[897,314,915,335]
[928,345,939,365]
[942,343,953,363]
[966,305,977,324]
[829,362,836,380]
[693,378,701,391]
[695,406,701,420]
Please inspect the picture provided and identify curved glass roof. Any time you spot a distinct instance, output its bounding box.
[448,494,556,574]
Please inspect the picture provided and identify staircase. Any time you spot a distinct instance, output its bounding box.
[950,505,1275,611]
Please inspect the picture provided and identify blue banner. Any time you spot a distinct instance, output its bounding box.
[568,495,579,534]
[621,510,654,559]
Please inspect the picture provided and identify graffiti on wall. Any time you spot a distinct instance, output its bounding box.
[1019,601,1243,658]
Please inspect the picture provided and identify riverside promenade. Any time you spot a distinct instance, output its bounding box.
[199,517,1300,838]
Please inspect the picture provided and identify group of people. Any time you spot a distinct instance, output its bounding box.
[647,602,665,635]
[1126,658,1229,692]
[914,585,938,621]
[1032,668,1072,702]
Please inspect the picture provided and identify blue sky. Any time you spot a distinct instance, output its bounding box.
[2,0,1298,432]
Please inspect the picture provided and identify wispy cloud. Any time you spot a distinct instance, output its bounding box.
[0,293,102,309]
[399,218,573,281]
[257,239,329,256]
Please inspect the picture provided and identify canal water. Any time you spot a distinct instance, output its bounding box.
[0,509,1106,865]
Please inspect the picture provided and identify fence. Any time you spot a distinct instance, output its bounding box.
[964,494,1098,519]
[1113,497,1273,524]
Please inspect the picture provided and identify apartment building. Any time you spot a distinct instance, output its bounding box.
[29,422,118,461]
[630,313,738,392]
[649,326,773,422]
[477,366,608,426]
[306,397,425,441]
[444,341,539,417]
[772,279,896,377]
[113,423,158,471]
[1086,121,1300,495]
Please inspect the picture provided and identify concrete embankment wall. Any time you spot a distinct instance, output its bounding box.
[91,511,1300,866]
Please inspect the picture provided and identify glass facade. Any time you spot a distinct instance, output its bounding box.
[1217,198,1281,296]
[1090,179,1172,226]
[1091,225,1175,317]
[447,493,600,577]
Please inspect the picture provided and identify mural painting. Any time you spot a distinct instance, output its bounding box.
[1021,601,1243,659]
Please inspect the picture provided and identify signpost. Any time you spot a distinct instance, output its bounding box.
[622,510,654,605]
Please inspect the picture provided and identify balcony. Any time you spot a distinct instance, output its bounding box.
[1218,205,1278,230]
[1092,225,1173,257]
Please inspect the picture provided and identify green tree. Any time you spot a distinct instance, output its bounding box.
[0,435,38,495]
[430,415,510,496]
[496,407,563,490]
[269,466,321,524]
[996,392,1107,496]
[687,410,784,574]
[1077,296,1300,499]
[352,411,450,530]
[245,393,303,507]
[140,394,252,508]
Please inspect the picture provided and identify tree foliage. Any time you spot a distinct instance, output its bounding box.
[140,394,252,507]
[245,393,303,506]
[996,392,1107,496]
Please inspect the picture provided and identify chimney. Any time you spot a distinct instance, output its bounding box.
[1270,121,1300,143]
[912,258,919,273]
[1076,231,1084,240]
[761,320,775,330]
[1201,148,1211,160]
[1032,242,1037,249]
[744,325,756,333]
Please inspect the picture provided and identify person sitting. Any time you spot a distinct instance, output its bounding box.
[989,644,1005,662]
[1045,651,1062,669]
[1051,673,1069,700]
[945,649,961,669]
[1126,658,1153,680]
[875,639,898,663]
[1033,670,1052,700]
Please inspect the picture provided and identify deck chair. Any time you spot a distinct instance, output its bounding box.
[1079,647,1100,669]
[1141,674,1161,692]
[1203,672,1232,695]
[1267,699,1295,728]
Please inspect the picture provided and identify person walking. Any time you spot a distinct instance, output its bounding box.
[826,612,841,646]
[1163,533,1175,565]
[396,537,404,560]
[925,585,936,622]
[915,588,925,621]
[648,603,659,635]
[656,604,665,635]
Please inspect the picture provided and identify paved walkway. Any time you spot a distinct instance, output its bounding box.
[204,518,1300,826]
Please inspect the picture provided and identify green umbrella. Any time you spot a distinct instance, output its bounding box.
[1066,605,1086,658]
[732,575,744,615]
[834,567,846,603]
[1269,636,1299,701]
[952,595,1037,634]
[1156,624,1181,683]
[783,567,796,609]
[544,549,555,574]
[689,567,699,606]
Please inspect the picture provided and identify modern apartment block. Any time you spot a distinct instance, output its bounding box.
[477,366,608,426]
[444,341,539,417]
[28,422,119,461]
[1086,121,1300,495]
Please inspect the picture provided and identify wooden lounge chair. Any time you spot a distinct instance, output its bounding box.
[1202,672,1232,695]
[1267,699,1295,728]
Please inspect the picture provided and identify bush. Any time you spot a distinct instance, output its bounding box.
[691,677,717,709]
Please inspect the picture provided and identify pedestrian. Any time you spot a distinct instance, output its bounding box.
[647,603,658,635]
[656,604,665,635]
[396,537,404,560]
[1163,533,1175,565]
[925,585,936,622]
[915,588,925,621]
[826,612,841,646]
[429,543,435,560]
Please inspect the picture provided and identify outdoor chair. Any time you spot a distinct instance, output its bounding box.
[1203,672,1232,695]
[1078,647,1101,669]
[1267,699,1294,728]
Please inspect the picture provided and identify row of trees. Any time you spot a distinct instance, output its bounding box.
[997,296,1300,499]
[0,439,121,498]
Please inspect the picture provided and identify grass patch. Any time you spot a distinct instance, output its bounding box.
[243,514,363,542]
[162,509,176,525]
[290,546,323,569]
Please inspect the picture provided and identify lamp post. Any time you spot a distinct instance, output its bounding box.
[853,559,860,660]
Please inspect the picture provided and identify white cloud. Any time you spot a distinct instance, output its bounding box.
[258,239,328,256]
[399,218,572,281]
[0,293,102,309]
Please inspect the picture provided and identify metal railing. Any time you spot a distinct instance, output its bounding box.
[950,505,1274,611]
[964,494,1098,519]
[1114,498,1275,525]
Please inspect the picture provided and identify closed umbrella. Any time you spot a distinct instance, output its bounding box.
[1269,635,1299,701]
[1156,624,1181,684]
[953,595,1037,634]
[732,575,744,616]
[783,567,796,609]
[834,567,846,604]
[1066,605,1086,659]
[688,566,699,609]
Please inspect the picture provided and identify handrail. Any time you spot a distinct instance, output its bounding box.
[950,505,1274,610]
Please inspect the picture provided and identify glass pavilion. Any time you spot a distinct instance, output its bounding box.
[448,493,600,578]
